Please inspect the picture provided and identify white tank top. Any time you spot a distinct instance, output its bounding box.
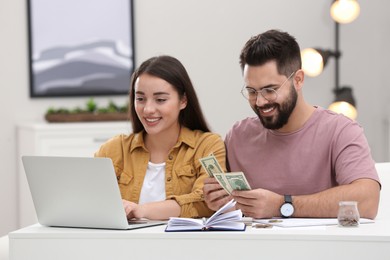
[138,161,166,204]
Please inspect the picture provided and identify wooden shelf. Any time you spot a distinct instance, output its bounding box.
[45,113,128,122]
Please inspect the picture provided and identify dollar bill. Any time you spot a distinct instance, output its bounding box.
[225,173,251,190]
[199,155,224,177]
[213,172,251,194]
[214,173,233,195]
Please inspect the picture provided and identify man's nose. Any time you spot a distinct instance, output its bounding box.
[255,92,269,106]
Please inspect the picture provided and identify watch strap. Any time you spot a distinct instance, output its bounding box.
[284,195,292,204]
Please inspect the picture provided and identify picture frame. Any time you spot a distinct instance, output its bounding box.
[26,0,135,97]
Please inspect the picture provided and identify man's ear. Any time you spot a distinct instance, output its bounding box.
[294,69,305,90]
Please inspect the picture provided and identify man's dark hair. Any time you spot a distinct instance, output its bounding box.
[239,29,302,77]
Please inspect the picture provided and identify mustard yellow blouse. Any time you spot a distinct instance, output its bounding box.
[94,127,226,218]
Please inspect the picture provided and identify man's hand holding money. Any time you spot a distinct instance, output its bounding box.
[203,177,233,211]
[200,154,251,212]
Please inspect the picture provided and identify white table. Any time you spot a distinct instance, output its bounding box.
[9,218,390,260]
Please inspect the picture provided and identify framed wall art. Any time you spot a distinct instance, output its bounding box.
[27,0,135,97]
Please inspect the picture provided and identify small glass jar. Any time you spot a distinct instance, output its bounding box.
[337,201,360,227]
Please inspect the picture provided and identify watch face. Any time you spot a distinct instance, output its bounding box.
[281,203,294,217]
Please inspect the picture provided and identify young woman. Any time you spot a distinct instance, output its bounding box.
[95,55,226,220]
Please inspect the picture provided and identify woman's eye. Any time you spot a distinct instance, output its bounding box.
[156,98,167,103]
[135,97,144,102]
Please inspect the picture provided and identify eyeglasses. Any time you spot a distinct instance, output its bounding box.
[241,72,295,102]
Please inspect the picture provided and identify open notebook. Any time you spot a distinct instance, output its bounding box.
[22,156,166,230]
[165,199,246,232]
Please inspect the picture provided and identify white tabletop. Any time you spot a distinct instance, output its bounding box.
[9,218,390,260]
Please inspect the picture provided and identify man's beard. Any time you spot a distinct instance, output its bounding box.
[253,84,298,130]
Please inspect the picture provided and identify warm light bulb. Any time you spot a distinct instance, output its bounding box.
[301,48,324,77]
[328,101,357,120]
[330,0,360,24]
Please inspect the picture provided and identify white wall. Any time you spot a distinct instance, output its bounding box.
[0,0,389,236]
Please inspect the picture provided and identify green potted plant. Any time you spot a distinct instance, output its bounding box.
[45,98,128,122]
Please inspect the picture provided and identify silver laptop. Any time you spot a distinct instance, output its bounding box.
[22,156,166,230]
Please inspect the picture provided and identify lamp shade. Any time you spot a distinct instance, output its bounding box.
[330,0,360,24]
[328,86,357,119]
[301,48,324,77]
[301,48,340,77]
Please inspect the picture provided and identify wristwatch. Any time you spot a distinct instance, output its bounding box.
[280,195,294,218]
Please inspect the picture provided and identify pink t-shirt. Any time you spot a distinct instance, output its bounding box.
[225,107,379,195]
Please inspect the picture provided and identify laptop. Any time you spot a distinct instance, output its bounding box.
[21,155,167,230]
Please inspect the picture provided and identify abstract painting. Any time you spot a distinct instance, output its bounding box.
[27,0,134,97]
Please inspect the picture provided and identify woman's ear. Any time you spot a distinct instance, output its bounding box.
[180,94,188,110]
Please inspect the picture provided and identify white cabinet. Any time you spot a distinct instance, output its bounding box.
[16,121,131,228]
